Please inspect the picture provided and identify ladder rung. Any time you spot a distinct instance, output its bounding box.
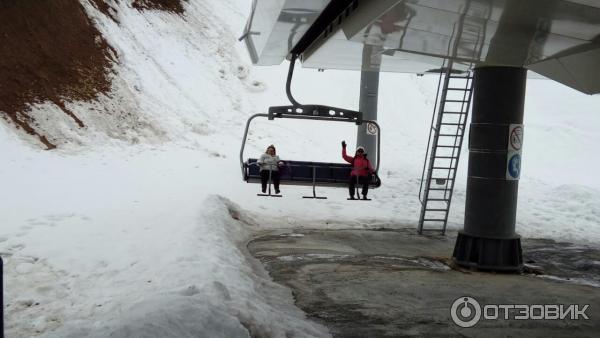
[428,198,450,201]
[420,228,445,232]
[440,123,463,126]
[439,133,462,137]
[432,177,454,180]
[445,100,469,103]
[425,209,448,212]
[449,75,473,79]
[447,87,468,90]
[434,156,458,159]
[432,166,455,169]
[437,145,460,148]
[422,219,446,222]
[428,188,451,191]
[442,112,466,115]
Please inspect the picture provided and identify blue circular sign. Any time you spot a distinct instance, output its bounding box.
[508,153,521,179]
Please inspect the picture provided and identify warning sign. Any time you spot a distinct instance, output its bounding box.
[508,124,523,151]
[366,122,378,136]
[506,124,523,180]
[506,151,522,180]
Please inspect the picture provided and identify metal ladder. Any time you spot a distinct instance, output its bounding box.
[418,61,474,235]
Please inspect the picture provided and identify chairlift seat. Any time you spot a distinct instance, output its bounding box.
[243,159,381,188]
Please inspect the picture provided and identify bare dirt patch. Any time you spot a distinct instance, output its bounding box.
[132,0,185,14]
[89,0,120,22]
[0,0,115,149]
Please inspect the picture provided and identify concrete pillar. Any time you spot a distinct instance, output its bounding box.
[452,66,526,271]
[357,44,381,166]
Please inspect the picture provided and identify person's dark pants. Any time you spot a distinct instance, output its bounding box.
[349,174,370,197]
[260,170,280,192]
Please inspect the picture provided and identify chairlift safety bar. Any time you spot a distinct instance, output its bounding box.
[268,105,363,124]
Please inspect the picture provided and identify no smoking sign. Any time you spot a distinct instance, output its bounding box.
[508,124,523,151]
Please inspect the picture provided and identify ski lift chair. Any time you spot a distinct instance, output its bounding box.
[239,55,381,199]
[240,105,381,198]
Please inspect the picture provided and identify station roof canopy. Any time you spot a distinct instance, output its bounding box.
[241,0,600,94]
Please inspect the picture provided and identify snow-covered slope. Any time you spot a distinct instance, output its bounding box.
[1,0,600,337]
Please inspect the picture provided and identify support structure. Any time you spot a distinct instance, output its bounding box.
[418,63,473,234]
[357,44,381,165]
[452,66,526,272]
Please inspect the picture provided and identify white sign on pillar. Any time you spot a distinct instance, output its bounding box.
[366,122,378,135]
[506,124,524,180]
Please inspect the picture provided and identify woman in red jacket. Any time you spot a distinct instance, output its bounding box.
[342,140,375,200]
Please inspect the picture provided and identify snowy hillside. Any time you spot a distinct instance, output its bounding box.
[1,0,600,337]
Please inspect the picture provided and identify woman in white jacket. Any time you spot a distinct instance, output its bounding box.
[258,144,283,194]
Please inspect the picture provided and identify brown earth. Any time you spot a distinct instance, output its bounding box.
[132,0,185,14]
[90,0,120,22]
[0,0,115,149]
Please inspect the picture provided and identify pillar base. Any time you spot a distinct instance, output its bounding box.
[452,231,523,272]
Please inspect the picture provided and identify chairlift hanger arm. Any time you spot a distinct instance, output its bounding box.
[284,55,363,123]
[286,54,301,106]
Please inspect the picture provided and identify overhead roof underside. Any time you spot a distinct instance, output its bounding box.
[242,0,600,94]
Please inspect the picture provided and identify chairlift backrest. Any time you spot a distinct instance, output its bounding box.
[243,159,381,188]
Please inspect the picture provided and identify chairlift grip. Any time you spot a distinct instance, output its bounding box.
[286,54,301,106]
